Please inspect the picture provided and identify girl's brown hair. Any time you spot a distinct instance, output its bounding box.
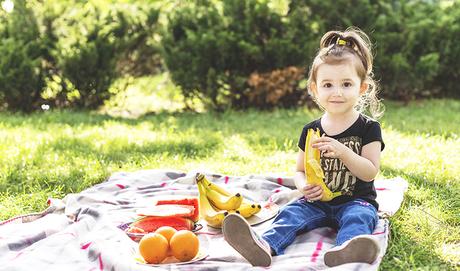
[307,27,384,119]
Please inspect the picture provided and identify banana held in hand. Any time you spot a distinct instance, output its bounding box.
[196,177,227,228]
[305,128,342,201]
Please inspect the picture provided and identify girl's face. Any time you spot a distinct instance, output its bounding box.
[312,62,367,116]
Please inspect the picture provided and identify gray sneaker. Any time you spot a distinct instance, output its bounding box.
[324,235,380,267]
[222,213,272,267]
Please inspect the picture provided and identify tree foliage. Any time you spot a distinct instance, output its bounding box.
[1,0,459,112]
[163,0,460,109]
[0,0,46,112]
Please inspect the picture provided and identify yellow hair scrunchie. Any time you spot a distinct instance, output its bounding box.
[337,39,347,46]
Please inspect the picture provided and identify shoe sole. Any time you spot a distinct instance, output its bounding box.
[222,214,271,267]
[324,236,379,267]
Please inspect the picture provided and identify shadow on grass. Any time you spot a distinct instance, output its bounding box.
[38,134,221,162]
[0,110,175,129]
[0,110,249,129]
[1,99,459,138]
[0,108,318,131]
[0,109,318,155]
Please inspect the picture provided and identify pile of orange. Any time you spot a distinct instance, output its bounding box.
[138,226,200,264]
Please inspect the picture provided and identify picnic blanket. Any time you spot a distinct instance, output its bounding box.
[0,170,408,271]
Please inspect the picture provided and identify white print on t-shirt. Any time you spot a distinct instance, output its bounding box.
[322,136,361,195]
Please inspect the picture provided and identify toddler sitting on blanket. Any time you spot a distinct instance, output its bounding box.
[223,27,385,267]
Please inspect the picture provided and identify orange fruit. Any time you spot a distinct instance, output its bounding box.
[155,226,177,243]
[138,233,169,264]
[169,230,200,262]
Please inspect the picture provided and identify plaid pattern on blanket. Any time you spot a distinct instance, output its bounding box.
[0,170,407,271]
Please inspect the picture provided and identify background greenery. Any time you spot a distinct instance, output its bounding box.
[1,0,460,111]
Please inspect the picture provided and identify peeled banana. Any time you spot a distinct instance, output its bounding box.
[305,128,341,201]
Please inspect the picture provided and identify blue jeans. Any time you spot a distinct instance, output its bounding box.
[261,198,378,255]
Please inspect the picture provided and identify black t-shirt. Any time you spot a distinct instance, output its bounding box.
[297,114,385,210]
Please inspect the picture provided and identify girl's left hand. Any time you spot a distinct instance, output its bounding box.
[311,136,348,159]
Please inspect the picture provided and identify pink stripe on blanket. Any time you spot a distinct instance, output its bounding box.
[224,176,229,184]
[11,251,23,260]
[267,189,281,203]
[267,194,275,203]
[99,253,104,270]
[277,178,283,185]
[81,242,92,249]
[310,237,324,263]
[116,184,125,189]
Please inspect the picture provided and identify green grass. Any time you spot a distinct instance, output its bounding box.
[0,98,459,270]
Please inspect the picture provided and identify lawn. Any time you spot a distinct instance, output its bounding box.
[0,98,459,270]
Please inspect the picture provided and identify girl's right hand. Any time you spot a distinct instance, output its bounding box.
[302,184,323,202]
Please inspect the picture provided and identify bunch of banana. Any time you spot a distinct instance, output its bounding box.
[196,178,228,228]
[203,177,262,219]
[195,173,262,228]
[305,128,342,201]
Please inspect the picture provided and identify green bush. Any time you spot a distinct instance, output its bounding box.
[436,1,460,99]
[161,0,317,110]
[2,0,459,111]
[0,0,161,111]
[35,1,158,109]
[372,1,443,99]
[0,0,46,112]
[289,0,457,100]
[163,0,460,108]
[115,4,162,77]
[54,3,148,108]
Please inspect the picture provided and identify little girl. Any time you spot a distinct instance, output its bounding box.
[222,27,385,267]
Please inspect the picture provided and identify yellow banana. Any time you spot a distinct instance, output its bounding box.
[236,202,262,218]
[198,173,262,218]
[205,186,243,210]
[196,177,227,228]
[305,128,342,201]
[197,173,244,211]
[198,174,233,197]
